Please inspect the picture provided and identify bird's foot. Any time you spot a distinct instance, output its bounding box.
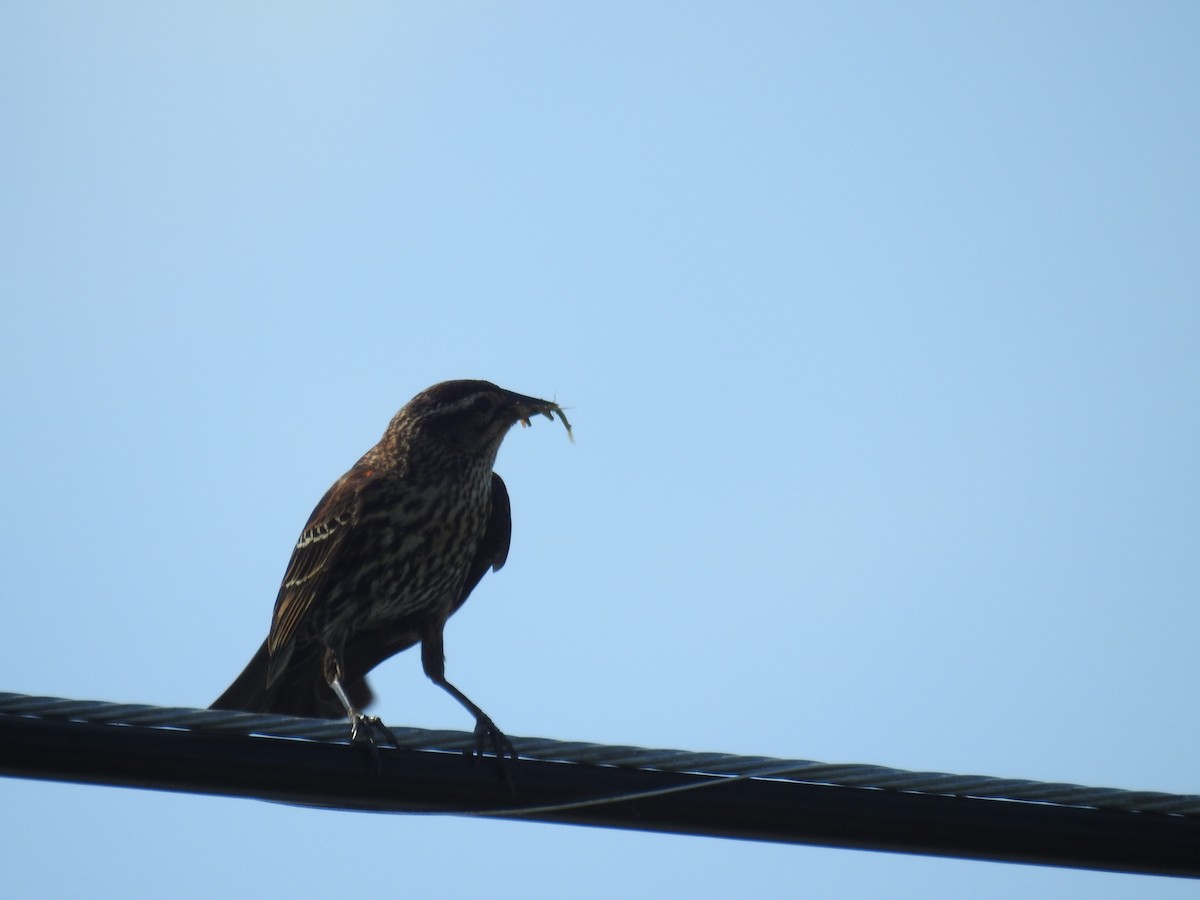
[347,712,400,769]
[470,713,515,760]
[468,714,516,789]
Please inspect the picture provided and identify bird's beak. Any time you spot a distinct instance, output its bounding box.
[505,391,573,442]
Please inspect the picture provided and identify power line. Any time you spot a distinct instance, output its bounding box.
[1,692,1197,878]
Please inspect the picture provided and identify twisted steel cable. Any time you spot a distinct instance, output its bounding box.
[2,691,1196,817]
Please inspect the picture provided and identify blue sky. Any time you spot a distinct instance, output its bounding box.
[2,3,1198,897]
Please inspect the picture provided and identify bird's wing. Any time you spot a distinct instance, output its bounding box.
[266,462,380,675]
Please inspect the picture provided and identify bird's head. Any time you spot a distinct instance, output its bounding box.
[387,380,572,462]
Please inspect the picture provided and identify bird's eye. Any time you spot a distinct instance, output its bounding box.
[472,395,494,414]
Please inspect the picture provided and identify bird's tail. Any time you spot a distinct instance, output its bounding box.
[210,639,374,719]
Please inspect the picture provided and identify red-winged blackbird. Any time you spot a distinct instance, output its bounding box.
[211,380,570,754]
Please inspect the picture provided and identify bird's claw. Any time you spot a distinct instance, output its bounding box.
[470,715,515,761]
[349,713,400,754]
[469,715,517,789]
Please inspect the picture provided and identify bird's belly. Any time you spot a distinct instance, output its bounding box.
[356,495,487,628]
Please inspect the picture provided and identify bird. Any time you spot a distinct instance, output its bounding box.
[211,379,571,757]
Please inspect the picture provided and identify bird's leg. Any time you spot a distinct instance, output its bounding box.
[323,646,398,750]
[421,628,516,764]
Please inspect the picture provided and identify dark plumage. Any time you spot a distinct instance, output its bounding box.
[211,379,570,754]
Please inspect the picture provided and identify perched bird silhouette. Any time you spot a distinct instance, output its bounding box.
[211,379,571,755]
